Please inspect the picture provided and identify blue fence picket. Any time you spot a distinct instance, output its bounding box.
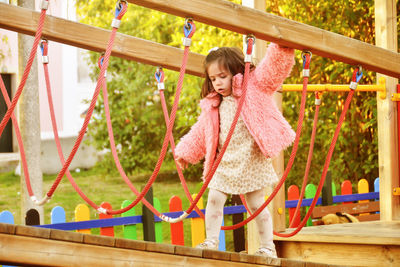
[219,219,226,251]
[0,211,14,224]
[0,211,16,267]
[51,206,66,224]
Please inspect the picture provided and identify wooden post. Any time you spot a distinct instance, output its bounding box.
[242,0,286,254]
[142,186,156,242]
[322,171,333,206]
[18,0,43,224]
[375,0,399,221]
[231,195,245,252]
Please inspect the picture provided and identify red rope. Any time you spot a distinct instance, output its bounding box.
[106,33,194,215]
[0,77,32,196]
[275,68,361,237]
[42,46,99,207]
[46,3,128,202]
[0,3,48,137]
[158,89,205,218]
[288,92,320,228]
[213,51,311,231]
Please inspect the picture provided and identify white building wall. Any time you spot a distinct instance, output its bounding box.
[0,1,98,174]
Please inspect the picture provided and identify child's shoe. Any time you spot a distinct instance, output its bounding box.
[254,247,278,258]
[196,239,219,250]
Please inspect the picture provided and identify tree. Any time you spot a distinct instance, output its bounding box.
[266,0,386,189]
[76,0,242,177]
[76,0,393,188]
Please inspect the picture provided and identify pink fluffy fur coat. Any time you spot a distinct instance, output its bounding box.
[175,43,296,179]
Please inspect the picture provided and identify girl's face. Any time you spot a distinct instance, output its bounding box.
[207,61,233,97]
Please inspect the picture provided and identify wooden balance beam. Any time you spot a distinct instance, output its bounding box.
[0,223,338,267]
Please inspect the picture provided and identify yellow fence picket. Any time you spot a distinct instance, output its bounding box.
[190,194,205,247]
[358,179,370,216]
[74,204,91,234]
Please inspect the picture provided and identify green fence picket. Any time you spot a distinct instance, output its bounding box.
[305,184,316,226]
[121,200,137,240]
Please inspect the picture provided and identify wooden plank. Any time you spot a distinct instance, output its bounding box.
[0,3,204,77]
[277,239,400,267]
[274,221,400,245]
[312,201,380,218]
[0,233,274,267]
[375,0,400,221]
[128,0,400,78]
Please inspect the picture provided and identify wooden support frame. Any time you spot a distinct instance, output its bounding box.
[128,0,400,78]
[1,2,400,78]
[0,3,205,77]
[375,0,400,221]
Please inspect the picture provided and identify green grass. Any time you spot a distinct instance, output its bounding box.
[0,167,236,251]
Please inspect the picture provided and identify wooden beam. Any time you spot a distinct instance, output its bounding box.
[375,0,400,221]
[127,0,400,78]
[0,3,204,77]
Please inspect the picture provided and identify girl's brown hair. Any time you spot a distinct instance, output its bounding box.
[201,47,255,98]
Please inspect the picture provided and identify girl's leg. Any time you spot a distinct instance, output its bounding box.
[203,188,228,244]
[244,188,275,253]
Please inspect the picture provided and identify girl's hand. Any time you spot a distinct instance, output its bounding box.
[175,156,189,170]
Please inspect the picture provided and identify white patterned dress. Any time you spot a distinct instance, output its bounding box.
[208,95,279,194]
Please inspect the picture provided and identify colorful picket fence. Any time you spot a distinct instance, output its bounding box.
[287,177,380,227]
[0,177,380,256]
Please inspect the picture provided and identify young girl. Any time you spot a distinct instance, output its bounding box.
[175,43,295,258]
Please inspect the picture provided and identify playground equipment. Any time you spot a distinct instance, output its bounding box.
[0,0,399,266]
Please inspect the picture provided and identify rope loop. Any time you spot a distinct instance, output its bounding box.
[97,54,105,69]
[183,18,196,38]
[355,66,363,82]
[40,39,49,64]
[97,54,107,78]
[155,67,165,90]
[350,66,363,90]
[154,67,164,83]
[302,51,312,69]
[315,92,322,106]
[244,35,255,62]
[40,39,48,56]
[40,0,49,10]
[115,0,128,19]
[302,51,312,77]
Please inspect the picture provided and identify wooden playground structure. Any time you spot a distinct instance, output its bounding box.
[0,0,399,266]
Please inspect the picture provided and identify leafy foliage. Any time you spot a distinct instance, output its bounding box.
[75,1,397,188]
[76,0,242,177]
[266,0,386,189]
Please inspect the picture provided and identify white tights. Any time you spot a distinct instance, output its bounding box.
[205,188,274,249]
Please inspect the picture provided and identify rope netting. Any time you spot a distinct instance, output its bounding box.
[1,0,365,236]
